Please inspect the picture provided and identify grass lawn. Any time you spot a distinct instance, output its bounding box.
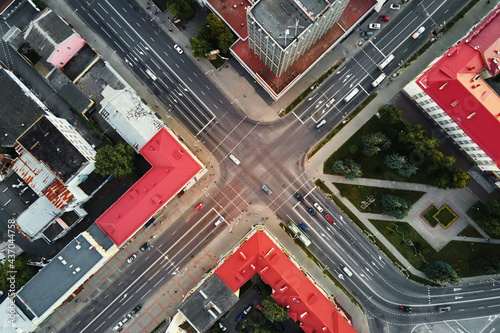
[323,115,453,185]
[458,225,484,238]
[209,55,226,69]
[434,205,457,228]
[333,182,425,215]
[422,205,439,227]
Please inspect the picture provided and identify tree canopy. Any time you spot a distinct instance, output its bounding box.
[332,160,362,180]
[94,142,135,179]
[381,194,410,219]
[361,132,391,156]
[468,199,500,236]
[190,14,235,58]
[261,297,288,323]
[0,255,38,292]
[423,260,461,284]
[378,104,402,125]
[398,123,439,152]
[166,0,196,22]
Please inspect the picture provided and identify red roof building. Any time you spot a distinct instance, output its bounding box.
[95,127,205,246]
[405,5,500,175]
[215,231,357,333]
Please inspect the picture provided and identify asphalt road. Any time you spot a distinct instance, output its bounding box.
[48,0,500,332]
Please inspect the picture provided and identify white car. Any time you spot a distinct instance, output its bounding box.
[229,154,241,165]
[390,4,400,10]
[368,23,381,30]
[412,26,425,39]
[112,322,123,331]
[127,254,137,264]
[174,44,183,54]
[313,202,324,213]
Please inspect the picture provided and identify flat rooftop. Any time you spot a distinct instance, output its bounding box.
[17,116,88,184]
[251,0,312,48]
[0,69,47,147]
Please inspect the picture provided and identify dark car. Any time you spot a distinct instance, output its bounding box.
[400,306,412,313]
[294,192,304,201]
[274,322,284,332]
[306,206,316,216]
[253,285,262,294]
[139,242,149,252]
[131,304,142,315]
[361,30,373,37]
[299,223,309,233]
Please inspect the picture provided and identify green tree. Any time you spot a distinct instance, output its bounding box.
[167,0,196,22]
[0,256,38,292]
[398,123,439,152]
[332,160,362,180]
[378,104,402,125]
[424,260,461,284]
[190,36,212,58]
[468,200,500,236]
[361,132,391,156]
[261,297,288,323]
[94,142,135,179]
[206,13,235,53]
[398,162,418,178]
[381,195,410,219]
[241,311,273,333]
[471,256,500,275]
[431,170,452,189]
[451,167,470,189]
[384,153,407,170]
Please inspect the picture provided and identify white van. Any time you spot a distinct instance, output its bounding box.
[315,119,326,129]
[342,265,353,277]
[325,97,336,107]
[344,88,359,103]
[371,73,386,87]
[215,216,224,226]
[229,154,240,165]
[145,68,158,81]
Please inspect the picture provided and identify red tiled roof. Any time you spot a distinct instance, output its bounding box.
[95,128,203,246]
[416,5,500,168]
[215,232,357,333]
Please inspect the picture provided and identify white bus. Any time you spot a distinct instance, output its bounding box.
[378,54,395,70]
[371,73,387,87]
[344,88,360,103]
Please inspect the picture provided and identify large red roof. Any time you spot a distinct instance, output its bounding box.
[96,128,203,246]
[416,5,500,169]
[215,232,356,333]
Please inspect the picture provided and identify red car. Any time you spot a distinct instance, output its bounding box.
[194,203,203,211]
[256,304,263,311]
[378,15,390,22]
[324,214,335,224]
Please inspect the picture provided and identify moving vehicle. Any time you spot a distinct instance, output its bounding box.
[378,15,390,22]
[361,31,373,37]
[371,73,387,87]
[412,26,426,39]
[261,184,272,195]
[344,88,360,103]
[400,306,412,313]
[324,214,334,224]
[214,216,224,226]
[368,23,381,30]
[131,304,142,315]
[145,68,157,81]
[173,44,183,54]
[325,97,336,107]
[194,202,204,210]
[438,306,451,313]
[294,192,304,201]
[313,202,324,213]
[127,254,137,264]
[378,54,394,70]
[306,206,316,216]
[299,223,309,233]
[390,4,400,10]
[315,119,327,129]
[341,265,353,277]
[229,154,240,165]
[139,242,149,252]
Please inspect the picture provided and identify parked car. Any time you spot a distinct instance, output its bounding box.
[399,306,412,313]
[139,242,149,252]
[274,322,284,332]
[173,44,183,54]
[112,322,123,332]
[261,184,272,195]
[368,23,381,30]
[127,254,137,264]
[256,304,263,311]
[131,304,142,315]
[219,322,227,331]
[253,284,262,294]
[313,202,324,213]
[235,305,252,322]
[324,214,335,224]
[194,202,204,210]
[378,15,390,22]
[294,192,304,201]
[361,31,373,37]
[121,313,132,324]
[306,206,316,216]
[390,4,400,10]
[299,223,309,233]
[412,26,425,39]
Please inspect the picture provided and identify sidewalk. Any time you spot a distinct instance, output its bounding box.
[307,0,497,283]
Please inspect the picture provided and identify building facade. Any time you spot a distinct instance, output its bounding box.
[247,0,348,77]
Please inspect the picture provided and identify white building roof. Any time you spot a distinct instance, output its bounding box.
[16,196,61,238]
[12,151,56,195]
[0,297,35,333]
[99,86,164,152]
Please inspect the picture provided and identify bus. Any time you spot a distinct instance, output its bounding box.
[378,54,394,70]
[371,73,387,87]
[344,88,359,103]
